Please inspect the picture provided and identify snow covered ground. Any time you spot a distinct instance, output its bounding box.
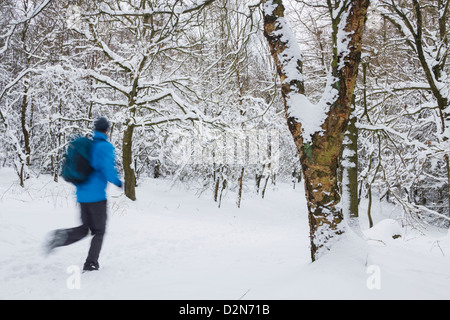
[1,168,450,300]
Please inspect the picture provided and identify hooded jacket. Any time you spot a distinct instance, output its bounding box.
[76,131,122,203]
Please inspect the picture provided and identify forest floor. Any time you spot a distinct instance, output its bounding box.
[1,168,449,300]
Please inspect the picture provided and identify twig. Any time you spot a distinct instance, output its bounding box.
[430,240,446,256]
[238,288,251,300]
[0,182,16,201]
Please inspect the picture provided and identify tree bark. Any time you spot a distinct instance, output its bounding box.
[446,154,450,226]
[237,167,245,208]
[343,103,359,222]
[411,0,450,220]
[20,86,31,167]
[262,0,370,261]
[123,123,136,201]
[20,19,31,174]
[367,183,374,228]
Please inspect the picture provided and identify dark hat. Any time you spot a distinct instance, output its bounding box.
[94,117,111,132]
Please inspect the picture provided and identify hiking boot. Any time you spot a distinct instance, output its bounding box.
[83,261,100,272]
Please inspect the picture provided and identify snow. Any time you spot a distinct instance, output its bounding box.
[262,1,276,16]
[364,219,403,243]
[287,93,327,143]
[263,0,327,143]
[94,0,215,17]
[1,168,450,300]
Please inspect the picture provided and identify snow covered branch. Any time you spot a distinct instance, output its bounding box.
[0,0,53,55]
[85,0,216,17]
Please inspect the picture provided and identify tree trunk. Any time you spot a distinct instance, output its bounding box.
[20,18,31,170]
[381,0,449,222]
[214,167,221,202]
[255,165,264,194]
[237,167,245,208]
[18,163,25,188]
[123,124,136,201]
[218,179,227,209]
[21,87,31,167]
[446,154,450,226]
[262,0,370,261]
[214,177,220,202]
[367,183,374,228]
[410,0,450,220]
[54,100,63,183]
[153,160,161,179]
[344,103,359,223]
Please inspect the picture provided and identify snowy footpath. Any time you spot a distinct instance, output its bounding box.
[1,168,450,300]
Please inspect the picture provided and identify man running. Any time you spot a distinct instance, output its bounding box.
[45,117,122,271]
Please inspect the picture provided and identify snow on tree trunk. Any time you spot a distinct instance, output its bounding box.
[341,104,359,231]
[262,0,370,261]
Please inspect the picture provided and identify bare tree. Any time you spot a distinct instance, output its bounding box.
[379,0,450,221]
[71,0,216,200]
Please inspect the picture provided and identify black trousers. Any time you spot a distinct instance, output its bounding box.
[59,200,107,264]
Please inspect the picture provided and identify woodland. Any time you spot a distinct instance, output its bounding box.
[1,0,449,261]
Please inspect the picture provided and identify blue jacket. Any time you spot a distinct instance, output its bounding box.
[76,131,122,203]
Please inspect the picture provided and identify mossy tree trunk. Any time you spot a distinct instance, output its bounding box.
[262,0,369,261]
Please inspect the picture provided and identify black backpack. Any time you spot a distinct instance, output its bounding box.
[60,136,94,184]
